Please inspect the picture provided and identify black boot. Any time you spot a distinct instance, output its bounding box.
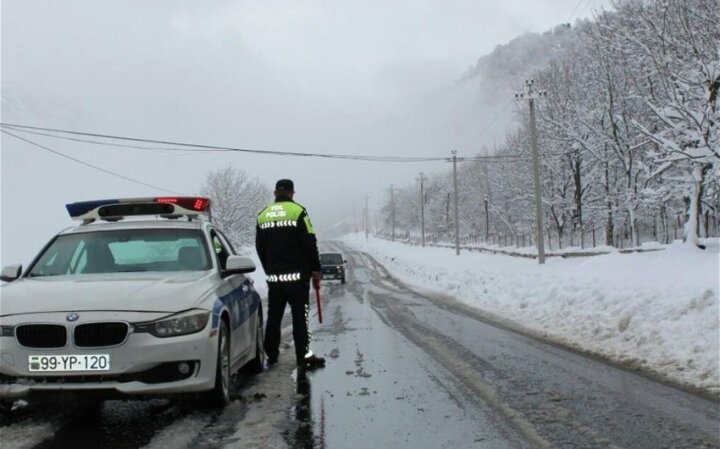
[302,354,326,370]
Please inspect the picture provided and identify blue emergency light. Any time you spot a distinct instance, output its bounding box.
[66,199,121,218]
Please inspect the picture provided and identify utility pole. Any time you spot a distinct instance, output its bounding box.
[390,184,396,242]
[445,193,451,227]
[417,172,426,247]
[515,79,547,264]
[365,193,369,240]
[449,151,461,256]
[353,201,358,236]
[484,195,489,243]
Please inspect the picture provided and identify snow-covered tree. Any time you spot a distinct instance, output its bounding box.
[378,0,719,250]
[200,166,270,247]
[608,0,720,248]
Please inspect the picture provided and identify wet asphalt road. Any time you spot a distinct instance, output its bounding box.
[294,242,720,449]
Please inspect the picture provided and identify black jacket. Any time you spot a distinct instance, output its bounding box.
[255,197,321,283]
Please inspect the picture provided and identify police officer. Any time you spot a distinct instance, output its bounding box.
[256,179,326,371]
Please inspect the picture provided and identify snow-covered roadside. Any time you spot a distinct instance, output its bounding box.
[341,235,720,395]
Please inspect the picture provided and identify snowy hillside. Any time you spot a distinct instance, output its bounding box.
[342,235,720,395]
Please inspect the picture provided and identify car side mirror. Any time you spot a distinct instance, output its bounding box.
[223,256,255,276]
[1,264,22,282]
[344,260,347,264]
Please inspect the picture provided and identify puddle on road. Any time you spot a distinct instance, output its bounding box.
[285,374,323,449]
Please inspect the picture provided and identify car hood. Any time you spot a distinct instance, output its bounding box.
[0,272,217,317]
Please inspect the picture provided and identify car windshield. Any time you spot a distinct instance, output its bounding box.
[28,228,211,276]
[320,253,343,265]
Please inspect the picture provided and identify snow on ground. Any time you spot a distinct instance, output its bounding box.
[341,235,720,395]
[0,421,56,449]
[465,239,666,256]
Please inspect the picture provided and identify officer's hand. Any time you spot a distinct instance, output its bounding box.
[312,271,321,290]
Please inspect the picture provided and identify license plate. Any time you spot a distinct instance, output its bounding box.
[28,354,111,372]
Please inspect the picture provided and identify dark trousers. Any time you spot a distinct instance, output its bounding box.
[264,281,310,365]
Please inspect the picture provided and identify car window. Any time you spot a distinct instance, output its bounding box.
[214,229,237,255]
[320,254,344,265]
[28,228,211,276]
[209,230,231,270]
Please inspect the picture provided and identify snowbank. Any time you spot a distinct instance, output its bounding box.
[341,235,720,395]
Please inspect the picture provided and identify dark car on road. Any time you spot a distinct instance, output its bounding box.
[320,253,346,284]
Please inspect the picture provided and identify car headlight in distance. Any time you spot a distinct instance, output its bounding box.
[135,311,210,338]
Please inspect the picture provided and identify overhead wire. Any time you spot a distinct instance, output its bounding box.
[0,123,445,162]
[0,122,523,163]
[1,129,186,195]
[0,125,211,155]
[566,0,588,24]
[474,100,514,143]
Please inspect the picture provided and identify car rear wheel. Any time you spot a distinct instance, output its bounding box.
[341,275,346,285]
[202,320,230,408]
[242,305,265,375]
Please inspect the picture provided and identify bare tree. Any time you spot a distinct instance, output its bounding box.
[200,166,271,247]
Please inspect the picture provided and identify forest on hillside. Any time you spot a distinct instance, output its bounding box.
[381,0,719,250]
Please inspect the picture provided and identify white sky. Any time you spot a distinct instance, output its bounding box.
[1,0,609,265]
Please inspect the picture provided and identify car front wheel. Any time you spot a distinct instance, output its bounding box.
[242,305,265,375]
[202,320,231,407]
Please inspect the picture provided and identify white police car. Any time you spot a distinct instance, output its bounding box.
[0,197,264,408]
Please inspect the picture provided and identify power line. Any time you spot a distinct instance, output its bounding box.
[464,154,523,161]
[0,122,445,163]
[1,125,210,155]
[576,0,600,21]
[475,100,514,142]
[1,129,185,195]
[0,122,523,163]
[566,0,587,24]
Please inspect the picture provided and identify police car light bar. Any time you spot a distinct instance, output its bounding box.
[155,197,210,212]
[66,197,211,221]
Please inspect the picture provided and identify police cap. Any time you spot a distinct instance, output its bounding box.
[275,179,294,192]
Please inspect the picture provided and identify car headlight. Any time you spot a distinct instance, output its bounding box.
[135,311,210,338]
[0,325,13,337]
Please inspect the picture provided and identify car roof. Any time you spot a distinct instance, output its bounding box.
[320,252,343,257]
[59,219,206,235]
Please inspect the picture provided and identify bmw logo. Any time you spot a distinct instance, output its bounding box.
[66,313,79,322]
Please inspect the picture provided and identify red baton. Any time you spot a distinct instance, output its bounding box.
[313,279,323,324]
